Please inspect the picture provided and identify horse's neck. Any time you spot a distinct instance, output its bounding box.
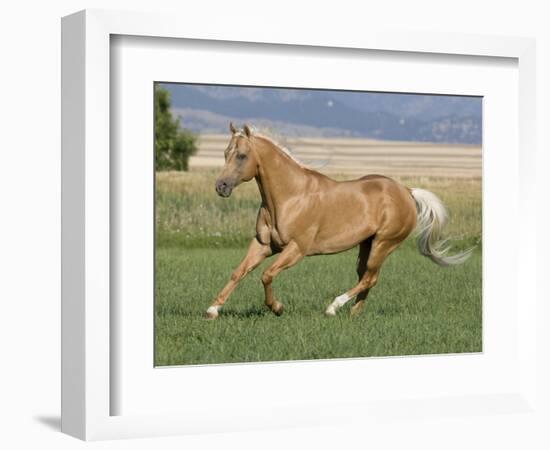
[254,139,310,220]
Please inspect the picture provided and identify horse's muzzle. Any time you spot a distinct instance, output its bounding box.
[215,179,234,197]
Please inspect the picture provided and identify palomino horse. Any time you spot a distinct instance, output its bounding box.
[205,123,471,319]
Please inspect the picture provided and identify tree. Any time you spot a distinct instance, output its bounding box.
[154,85,197,171]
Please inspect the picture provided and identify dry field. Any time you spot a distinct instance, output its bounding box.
[190,134,482,179]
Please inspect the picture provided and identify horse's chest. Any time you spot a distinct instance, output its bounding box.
[269,227,285,247]
[256,207,287,248]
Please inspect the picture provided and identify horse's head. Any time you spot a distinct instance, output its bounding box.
[215,123,259,197]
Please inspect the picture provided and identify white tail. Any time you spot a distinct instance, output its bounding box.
[410,188,473,266]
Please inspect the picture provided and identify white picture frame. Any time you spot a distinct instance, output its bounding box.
[61,9,538,441]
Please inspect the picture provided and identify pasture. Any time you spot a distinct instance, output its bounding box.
[155,166,482,366]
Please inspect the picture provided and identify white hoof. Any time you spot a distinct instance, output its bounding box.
[205,305,220,319]
[325,293,351,317]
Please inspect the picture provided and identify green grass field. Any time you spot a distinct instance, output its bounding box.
[155,170,482,366]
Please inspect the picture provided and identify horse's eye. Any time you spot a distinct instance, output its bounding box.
[237,153,247,161]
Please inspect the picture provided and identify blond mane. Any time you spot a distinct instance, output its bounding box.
[236,126,307,168]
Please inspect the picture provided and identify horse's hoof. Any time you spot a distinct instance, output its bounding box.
[325,306,337,317]
[271,302,284,316]
[205,306,219,320]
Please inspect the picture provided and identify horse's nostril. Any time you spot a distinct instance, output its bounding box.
[216,180,231,196]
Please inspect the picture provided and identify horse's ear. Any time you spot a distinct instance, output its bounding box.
[229,122,237,134]
[243,124,252,137]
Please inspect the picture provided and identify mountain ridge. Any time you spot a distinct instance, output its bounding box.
[163,84,482,144]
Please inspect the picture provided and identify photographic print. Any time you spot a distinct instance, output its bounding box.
[154,83,482,366]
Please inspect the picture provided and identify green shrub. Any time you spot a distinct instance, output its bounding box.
[155,85,197,171]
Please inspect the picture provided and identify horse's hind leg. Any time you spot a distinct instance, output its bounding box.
[325,237,400,316]
[350,238,373,316]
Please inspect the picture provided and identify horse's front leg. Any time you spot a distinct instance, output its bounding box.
[205,238,272,319]
[261,241,304,316]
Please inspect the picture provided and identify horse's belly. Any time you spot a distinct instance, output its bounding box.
[309,225,374,255]
[305,209,376,254]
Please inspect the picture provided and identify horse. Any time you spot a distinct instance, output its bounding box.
[205,123,472,320]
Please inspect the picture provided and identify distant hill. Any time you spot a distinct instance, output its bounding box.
[162,84,482,144]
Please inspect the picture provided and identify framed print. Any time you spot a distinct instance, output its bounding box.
[61,9,538,441]
[152,82,482,368]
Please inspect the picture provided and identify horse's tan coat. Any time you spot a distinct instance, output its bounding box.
[206,124,438,319]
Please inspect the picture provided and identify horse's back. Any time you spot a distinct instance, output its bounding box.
[341,173,412,198]
[358,174,392,182]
